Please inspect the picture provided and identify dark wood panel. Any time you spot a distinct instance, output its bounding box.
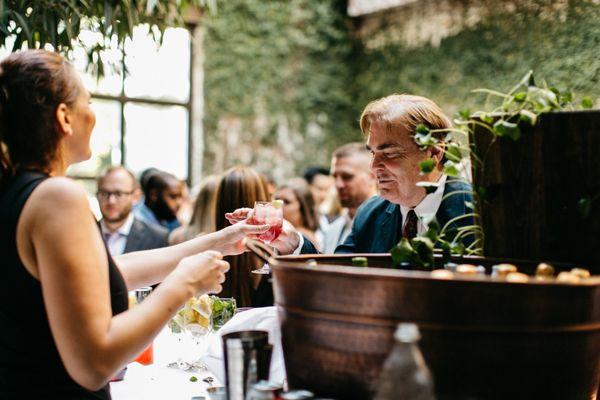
[472,111,600,270]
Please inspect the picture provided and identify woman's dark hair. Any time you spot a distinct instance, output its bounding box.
[0,50,80,185]
[214,166,270,307]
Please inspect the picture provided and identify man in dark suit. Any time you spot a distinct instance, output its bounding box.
[227,94,474,255]
[299,94,474,254]
[97,166,169,257]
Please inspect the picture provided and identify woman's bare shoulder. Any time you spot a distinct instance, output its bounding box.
[26,177,91,220]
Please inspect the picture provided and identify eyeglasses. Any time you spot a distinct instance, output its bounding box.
[96,190,134,201]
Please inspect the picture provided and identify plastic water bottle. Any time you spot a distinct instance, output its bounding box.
[374,323,435,400]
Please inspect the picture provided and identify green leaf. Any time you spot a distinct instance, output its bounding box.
[519,109,537,127]
[450,241,466,255]
[528,87,559,110]
[560,91,573,105]
[458,108,471,120]
[443,160,460,177]
[419,158,436,174]
[424,218,440,243]
[513,92,527,102]
[479,112,494,125]
[190,376,198,382]
[582,96,594,109]
[414,131,437,150]
[493,120,521,141]
[412,237,435,268]
[441,241,451,264]
[444,142,463,162]
[415,124,429,135]
[390,238,417,267]
[578,197,592,218]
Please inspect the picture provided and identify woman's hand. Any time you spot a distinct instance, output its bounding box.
[225,208,301,255]
[172,250,230,295]
[213,220,270,256]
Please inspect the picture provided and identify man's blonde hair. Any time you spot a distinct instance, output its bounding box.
[359,94,451,139]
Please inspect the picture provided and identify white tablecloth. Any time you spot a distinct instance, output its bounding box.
[110,327,222,400]
[110,306,284,400]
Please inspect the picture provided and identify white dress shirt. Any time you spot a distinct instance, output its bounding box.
[321,209,353,254]
[400,175,447,234]
[100,213,135,257]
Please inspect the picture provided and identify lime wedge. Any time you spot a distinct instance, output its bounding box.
[272,199,284,209]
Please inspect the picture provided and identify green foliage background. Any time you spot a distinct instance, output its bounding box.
[203,0,600,178]
[203,0,356,179]
[353,0,600,116]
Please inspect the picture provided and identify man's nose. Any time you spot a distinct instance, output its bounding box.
[106,196,118,205]
[370,154,383,171]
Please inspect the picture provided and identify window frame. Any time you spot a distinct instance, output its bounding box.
[71,26,195,186]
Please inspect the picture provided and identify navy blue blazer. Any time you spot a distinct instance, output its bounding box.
[302,178,474,254]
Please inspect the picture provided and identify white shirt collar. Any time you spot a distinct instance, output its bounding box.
[101,212,135,237]
[400,175,447,231]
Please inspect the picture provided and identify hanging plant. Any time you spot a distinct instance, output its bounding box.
[0,0,216,75]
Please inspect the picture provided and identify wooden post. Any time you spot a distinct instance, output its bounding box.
[472,110,600,271]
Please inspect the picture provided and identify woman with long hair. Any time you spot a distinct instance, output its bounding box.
[0,50,267,399]
[274,178,319,246]
[169,174,220,245]
[214,166,273,307]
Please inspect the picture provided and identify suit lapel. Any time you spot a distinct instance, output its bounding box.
[124,219,144,253]
[373,202,401,253]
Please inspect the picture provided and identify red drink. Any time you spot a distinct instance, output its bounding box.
[258,221,283,243]
[134,343,154,365]
[250,201,283,244]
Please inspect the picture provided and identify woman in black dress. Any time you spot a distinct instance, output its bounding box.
[0,50,268,399]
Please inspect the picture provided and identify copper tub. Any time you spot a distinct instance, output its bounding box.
[269,253,600,400]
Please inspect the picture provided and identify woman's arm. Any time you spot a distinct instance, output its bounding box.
[19,178,229,391]
[115,220,269,290]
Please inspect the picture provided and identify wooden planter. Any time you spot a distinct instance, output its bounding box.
[271,254,600,400]
[471,110,600,271]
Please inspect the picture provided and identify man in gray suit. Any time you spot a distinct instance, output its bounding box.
[97,166,168,257]
[321,142,377,253]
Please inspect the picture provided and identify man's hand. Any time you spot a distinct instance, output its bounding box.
[225,208,301,255]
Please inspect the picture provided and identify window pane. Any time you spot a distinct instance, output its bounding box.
[68,100,122,177]
[124,26,190,102]
[124,103,188,179]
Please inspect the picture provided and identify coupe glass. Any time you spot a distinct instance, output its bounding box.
[248,201,283,275]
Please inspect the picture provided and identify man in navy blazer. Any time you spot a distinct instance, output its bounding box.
[227,94,474,255]
[302,177,473,254]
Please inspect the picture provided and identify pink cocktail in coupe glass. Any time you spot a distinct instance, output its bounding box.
[248,200,283,244]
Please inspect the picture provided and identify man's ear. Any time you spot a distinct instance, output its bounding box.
[55,103,73,137]
[148,188,158,203]
[132,188,142,204]
[429,141,446,166]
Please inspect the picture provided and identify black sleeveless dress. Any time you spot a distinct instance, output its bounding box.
[0,171,129,399]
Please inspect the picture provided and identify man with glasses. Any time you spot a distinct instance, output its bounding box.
[97,166,169,257]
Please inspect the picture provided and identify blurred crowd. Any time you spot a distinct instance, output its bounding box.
[95,141,378,308]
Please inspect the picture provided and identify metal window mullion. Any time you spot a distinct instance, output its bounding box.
[120,51,126,167]
[187,25,194,187]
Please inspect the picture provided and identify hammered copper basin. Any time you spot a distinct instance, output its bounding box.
[270,254,600,400]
